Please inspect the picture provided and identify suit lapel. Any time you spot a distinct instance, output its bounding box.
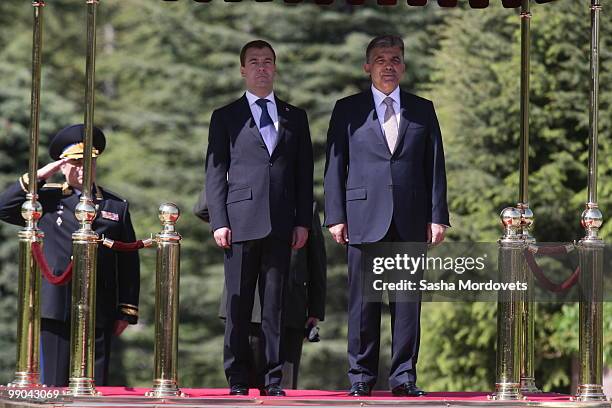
[395,91,410,151]
[363,90,392,158]
[238,94,269,154]
[394,91,412,156]
[271,96,289,161]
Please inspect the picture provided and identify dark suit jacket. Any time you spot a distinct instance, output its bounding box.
[324,89,449,244]
[0,181,140,327]
[205,94,313,243]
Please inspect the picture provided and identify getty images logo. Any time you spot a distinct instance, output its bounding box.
[371,253,487,275]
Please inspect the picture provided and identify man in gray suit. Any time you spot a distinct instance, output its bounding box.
[205,40,313,396]
[195,193,326,390]
[324,35,449,397]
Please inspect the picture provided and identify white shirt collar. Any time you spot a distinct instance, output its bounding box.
[245,90,276,107]
[371,84,400,109]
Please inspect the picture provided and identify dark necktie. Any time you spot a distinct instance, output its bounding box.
[255,98,274,128]
[255,98,277,154]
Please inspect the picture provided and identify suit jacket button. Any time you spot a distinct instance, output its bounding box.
[269,163,273,167]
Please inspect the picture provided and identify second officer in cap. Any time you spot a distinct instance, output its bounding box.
[0,124,140,387]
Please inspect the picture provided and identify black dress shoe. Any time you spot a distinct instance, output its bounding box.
[229,384,249,396]
[348,382,371,397]
[392,382,427,397]
[260,384,286,397]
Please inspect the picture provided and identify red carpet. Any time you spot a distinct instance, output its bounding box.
[96,387,572,401]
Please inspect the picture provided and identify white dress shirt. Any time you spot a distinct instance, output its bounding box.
[371,84,401,136]
[245,90,279,155]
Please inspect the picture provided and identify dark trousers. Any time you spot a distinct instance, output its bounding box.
[245,324,304,390]
[223,236,291,387]
[40,318,113,387]
[347,223,422,389]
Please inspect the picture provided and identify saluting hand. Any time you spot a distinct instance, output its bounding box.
[36,158,69,181]
[328,223,348,245]
[213,227,232,248]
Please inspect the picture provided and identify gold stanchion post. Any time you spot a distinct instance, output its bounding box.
[66,0,100,397]
[516,0,540,393]
[146,203,183,398]
[574,0,606,402]
[491,208,524,401]
[8,0,46,389]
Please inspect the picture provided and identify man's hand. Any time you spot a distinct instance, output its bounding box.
[36,159,68,181]
[328,223,348,244]
[305,317,319,328]
[213,227,232,248]
[113,320,129,337]
[292,226,309,249]
[427,223,446,245]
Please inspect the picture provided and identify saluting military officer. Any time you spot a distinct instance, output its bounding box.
[0,124,140,387]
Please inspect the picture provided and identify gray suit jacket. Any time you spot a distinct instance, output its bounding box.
[324,89,449,243]
[205,94,313,243]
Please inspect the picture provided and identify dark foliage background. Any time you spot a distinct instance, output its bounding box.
[0,0,610,392]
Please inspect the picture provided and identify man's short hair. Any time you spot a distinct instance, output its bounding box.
[240,40,276,67]
[365,35,404,63]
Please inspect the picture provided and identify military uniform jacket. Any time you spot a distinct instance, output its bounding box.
[0,180,140,327]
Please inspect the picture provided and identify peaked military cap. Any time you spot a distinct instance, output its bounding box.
[49,124,106,160]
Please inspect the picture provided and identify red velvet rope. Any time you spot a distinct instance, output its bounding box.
[108,240,146,252]
[528,244,574,256]
[524,249,580,293]
[31,242,73,286]
[102,238,152,252]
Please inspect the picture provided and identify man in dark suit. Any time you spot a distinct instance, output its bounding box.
[205,40,313,396]
[0,124,140,387]
[324,35,449,397]
[195,195,326,390]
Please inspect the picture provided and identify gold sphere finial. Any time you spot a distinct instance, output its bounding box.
[159,203,180,225]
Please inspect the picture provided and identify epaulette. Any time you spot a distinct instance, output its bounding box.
[41,183,63,189]
[41,182,73,196]
[96,186,127,203]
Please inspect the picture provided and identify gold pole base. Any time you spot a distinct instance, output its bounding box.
[520,377,541,393]
[489,383,523,401]
[573,384,607,402]
[7,372,42,388]
[145,379,183,398]
[66,378,98,397]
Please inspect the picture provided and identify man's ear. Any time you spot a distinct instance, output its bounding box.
[240,65,246,78]
[363,63,371,75]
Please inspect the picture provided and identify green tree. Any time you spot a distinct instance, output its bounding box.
[427,0,612,392]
